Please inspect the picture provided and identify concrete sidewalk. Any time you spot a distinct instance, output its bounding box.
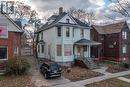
[53,70,130,87]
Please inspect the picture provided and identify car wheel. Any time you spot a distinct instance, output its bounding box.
[44,73,48,79]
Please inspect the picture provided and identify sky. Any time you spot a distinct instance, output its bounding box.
[0,0,129,24]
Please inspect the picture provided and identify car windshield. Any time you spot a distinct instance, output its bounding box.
[51,63,59,70]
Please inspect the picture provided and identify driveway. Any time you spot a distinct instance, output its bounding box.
[26,56,70,87]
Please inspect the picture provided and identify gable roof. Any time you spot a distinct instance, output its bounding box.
[37,12,89,33]
[92,22,127,34]
[2,14,23,33]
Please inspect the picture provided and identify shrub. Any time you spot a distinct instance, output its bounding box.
[6,57,31,75]
[120,62,130,69]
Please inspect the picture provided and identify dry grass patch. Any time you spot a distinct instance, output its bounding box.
[62,66,103,82]
[86,78,130,87]
[0,75,36,87]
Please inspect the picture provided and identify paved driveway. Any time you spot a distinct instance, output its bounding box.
[26,56,70,87]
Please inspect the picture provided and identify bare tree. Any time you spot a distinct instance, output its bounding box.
[109,0,130,18]
[67,7,95,24]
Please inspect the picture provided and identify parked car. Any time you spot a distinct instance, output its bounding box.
[40,61,62,79]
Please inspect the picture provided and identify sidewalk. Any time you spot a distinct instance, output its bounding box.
[53,70,130,87]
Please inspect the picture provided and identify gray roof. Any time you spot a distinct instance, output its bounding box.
[74,39,101,45]
[36,12,89,33]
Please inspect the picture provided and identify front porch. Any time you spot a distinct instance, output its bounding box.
[73,39,101,69]
[74,39,101,59]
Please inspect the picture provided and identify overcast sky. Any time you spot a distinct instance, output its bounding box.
[0,0,129,24]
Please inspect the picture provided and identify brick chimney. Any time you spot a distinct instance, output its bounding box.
[59,7,63,15]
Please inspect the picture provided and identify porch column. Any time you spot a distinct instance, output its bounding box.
[88,45,91,58]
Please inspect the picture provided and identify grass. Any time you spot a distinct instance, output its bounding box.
[0,75,36,87]
[86,78,130,87]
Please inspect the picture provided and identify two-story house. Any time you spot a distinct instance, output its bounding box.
[0,13,23,70]
[92,22,130,62]
[35,7,101,66]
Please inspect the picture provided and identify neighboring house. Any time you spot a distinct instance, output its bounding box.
[35,7,100,66]
[92,22,130,61]
[0,13,23,69]
[21,44,33,56]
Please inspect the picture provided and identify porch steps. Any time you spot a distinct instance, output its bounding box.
[83,58,98,69]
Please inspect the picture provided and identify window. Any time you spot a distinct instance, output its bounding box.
[66,27,70,37]
[41,45,44,53]
[80,29,84,38]
[14,47,18,55]
[0,25,8,38]
[122,44,127,53]
[73,28,74,37]
[41,32,43,40]
[64,44,72,56]
[0,47,7,59]
[38,45,40,53]
[66,19,70,23]
[57,45,62,56]
[122,31,127,39]
[57,26,61,37]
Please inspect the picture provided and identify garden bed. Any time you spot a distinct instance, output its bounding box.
[86,78,130,87]
[62,66,103,82]
[106,65,129,73]
[0,75,36,87]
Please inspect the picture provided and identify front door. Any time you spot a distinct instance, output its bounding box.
[77,46,84,58]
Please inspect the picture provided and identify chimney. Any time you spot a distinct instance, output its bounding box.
[59,7,63,15]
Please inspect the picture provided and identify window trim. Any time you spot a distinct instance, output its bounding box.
[80,29,84,38]
[0,46,8,60]
[57,44,62,56]
[41,44,44,53]
[122,44,127,54]
[122,31,127,39]
[0,25,8,38]
[57,26,61,37]
[66,19,70,23]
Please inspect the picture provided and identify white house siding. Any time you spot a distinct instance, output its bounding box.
[38,27,56,60]
[37,14,91,63]
[59,14,76,24]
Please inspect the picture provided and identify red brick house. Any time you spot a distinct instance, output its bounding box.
[0,13,23,69]
[91,22,130,62]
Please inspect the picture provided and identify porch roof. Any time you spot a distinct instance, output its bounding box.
[74,39,101,46]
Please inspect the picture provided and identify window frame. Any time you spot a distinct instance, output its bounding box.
[122,31,127,39]
[80,29,84,38]
[0,46,8,60]
[66,19,70,23]
[41,45,44,53]
[0,25,8,38]
[57,45,62,56]
[122,44,127,54]
[57,26,61,37]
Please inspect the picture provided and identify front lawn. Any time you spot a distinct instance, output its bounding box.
[62,66,103,82]
[0,75,36,87]
[86,78,130,87]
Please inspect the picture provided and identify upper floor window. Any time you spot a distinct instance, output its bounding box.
[66,19,70,23]
[122,31,127,39]
[80,29,84,38]
[0,25,8,38]
[41,45,44,53]
[57,26,61,37]
[41,32,43,40]
[66,27,70,37]
[73,28,74,37]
